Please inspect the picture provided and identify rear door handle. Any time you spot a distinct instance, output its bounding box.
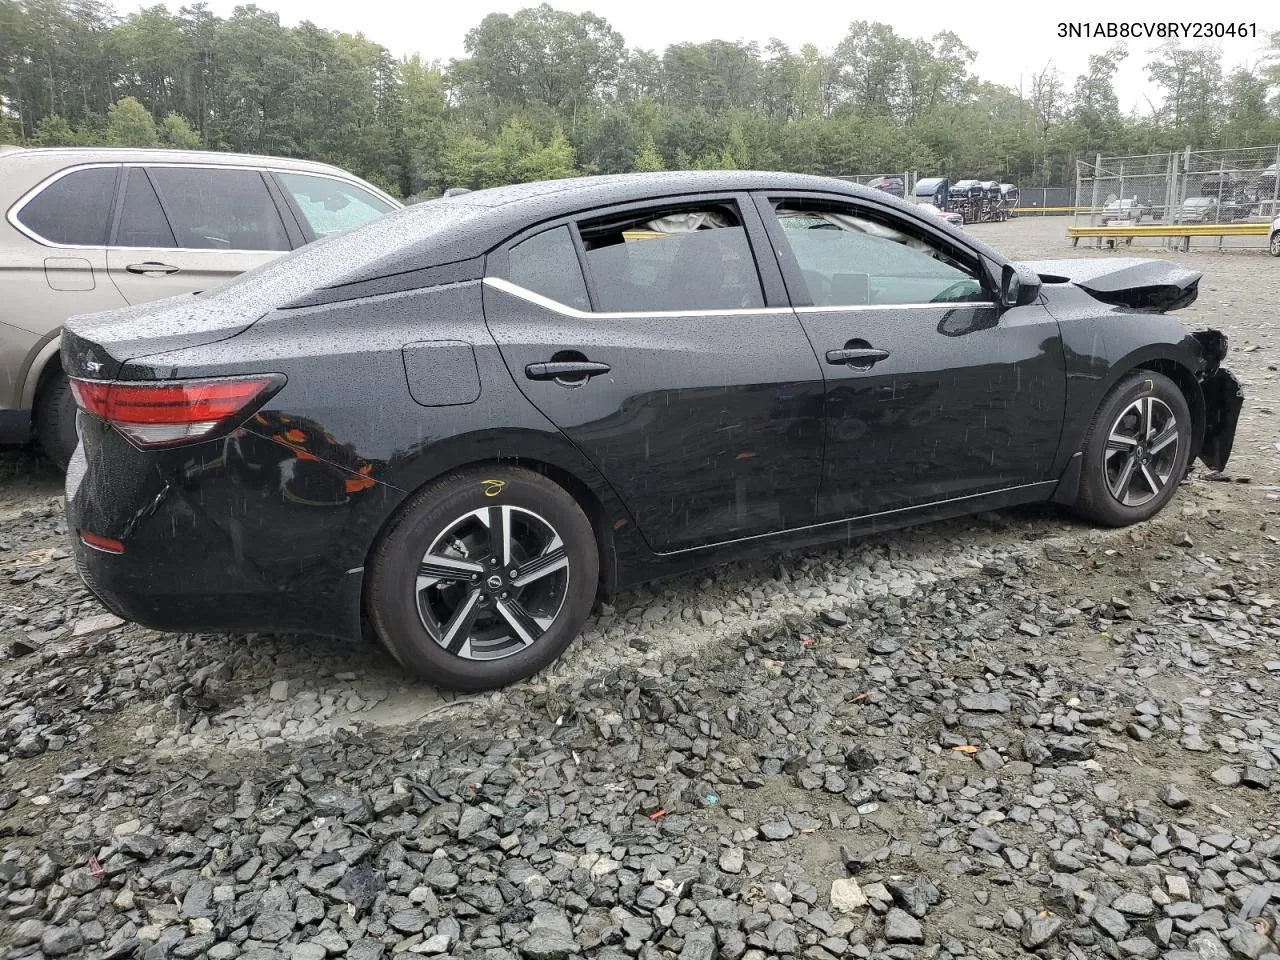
[525,361,611,381]
[125,261,180,276]
[825,347,890,366]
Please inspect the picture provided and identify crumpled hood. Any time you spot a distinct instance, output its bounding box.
[1021,258,1201,312]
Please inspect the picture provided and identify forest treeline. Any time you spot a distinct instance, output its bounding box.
[2,0,1278,198]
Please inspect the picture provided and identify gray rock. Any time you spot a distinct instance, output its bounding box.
[1021,915,1063,950]
[347,940,386,960]
[959,691,1011,713]
[40,925,84,957]
[1092,906,1130,940]
[883,908,924,944]
[718,847,744,874]
[1160,784,1192,809]
[679,927,717,960]
[759,820,793,841]
[11,919,43,947]
[1112,893,1155,917]
[830,878,867,913]
[1210,766,1241,787]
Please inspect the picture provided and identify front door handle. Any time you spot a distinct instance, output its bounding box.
[525,360,611,382]
[825,347,890,366]
[125,261,180,276]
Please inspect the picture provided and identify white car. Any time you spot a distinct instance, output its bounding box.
[1271,214,1280,257]
[917,202,964,228]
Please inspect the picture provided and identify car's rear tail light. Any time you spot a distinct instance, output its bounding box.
[68,374,285,448]
[79,531,124,554]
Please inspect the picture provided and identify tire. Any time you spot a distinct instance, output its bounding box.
[34,371,78,470]
[1072,371,1192,528]
[1270,231,1280,257]
[366,465,598,691]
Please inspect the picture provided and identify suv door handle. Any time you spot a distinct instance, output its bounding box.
[525,360,611,381]
[825,347,890,366]
[125,261,180,276]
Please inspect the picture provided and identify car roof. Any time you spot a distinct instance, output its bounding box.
[204,170,1004,307]
[350,171,1003,284]
[0,145,361,178]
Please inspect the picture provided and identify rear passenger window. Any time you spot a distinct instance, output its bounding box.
[115,170,175,248]
[578,203,764,313]
[148,167,290,251]
[16,167,118,246]
[506,226,590,311]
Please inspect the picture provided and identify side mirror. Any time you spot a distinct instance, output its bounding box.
[1001,262,1041,308]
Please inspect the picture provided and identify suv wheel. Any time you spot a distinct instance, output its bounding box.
[366,466,599,690]
[35,372,78,470]
[1270,231,1280,257]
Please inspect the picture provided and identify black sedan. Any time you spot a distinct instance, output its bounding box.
[61,172,1243,691]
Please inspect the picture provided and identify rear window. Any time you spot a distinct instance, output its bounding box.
[506,226,590,310]
[148,167,290,251]
[16,166,119,246]
[276,172,395,238]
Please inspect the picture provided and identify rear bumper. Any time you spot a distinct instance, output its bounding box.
[66,419,399,643]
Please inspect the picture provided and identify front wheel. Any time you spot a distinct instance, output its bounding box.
[1071,371,1192,527]
[1270,231,1280,257]
[366,466,599,690]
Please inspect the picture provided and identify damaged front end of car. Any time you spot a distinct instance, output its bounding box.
[1191,330,1244,473]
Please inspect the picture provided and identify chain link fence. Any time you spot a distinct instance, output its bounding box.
[1075,145,1280,248]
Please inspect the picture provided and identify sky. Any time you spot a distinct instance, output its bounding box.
[129,0,1277,113]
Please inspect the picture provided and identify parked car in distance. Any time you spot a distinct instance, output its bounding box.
[1,147,402,467]
[1199,169,1241,200]
[64,171,1242,691]
[1270,213,1280,257]
[1176,196,1223,223]
[916,201,964,228]
[866,176,905,196]
[1100,198,1144,225]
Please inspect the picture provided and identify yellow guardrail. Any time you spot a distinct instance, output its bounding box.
[1013,206,1089,214]
[1066,222,1270,250]
[1067,223,1268,237]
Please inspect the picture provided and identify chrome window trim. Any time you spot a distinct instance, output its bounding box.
[6,160,399,251]
[483,276,981,317]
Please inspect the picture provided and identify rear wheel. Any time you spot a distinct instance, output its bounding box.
[1072,371,1191,527]
[34,371,78,470]
[366,466,598,690]
[1270,231,1280,257]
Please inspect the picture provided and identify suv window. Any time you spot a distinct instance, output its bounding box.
[773,201,987,307]
[114,169,175,248]
[276,172,396,238]
[16,166,118,246]
[577,203,764,313]
[506,225,590,311]
[148,167,290,251]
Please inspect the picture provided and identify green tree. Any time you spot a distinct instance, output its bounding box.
[632,133,664,171]
[34,113,78,145]
[106,96,158,145]
[158,111,200,148]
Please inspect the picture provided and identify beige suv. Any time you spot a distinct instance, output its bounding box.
[0,146,401,466]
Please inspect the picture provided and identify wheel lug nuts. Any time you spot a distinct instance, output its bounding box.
[471,573,479,581]
[500,591,509,600]
[508,569,517,578]
[489,558,498,567]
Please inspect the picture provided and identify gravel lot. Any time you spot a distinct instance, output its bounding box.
[1,216,1277,960]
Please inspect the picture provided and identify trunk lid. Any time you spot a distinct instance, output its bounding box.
[1020,258,1201,312]
[61,293,262,381]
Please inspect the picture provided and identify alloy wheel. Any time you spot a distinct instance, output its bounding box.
[1103,396,1180,508]
[415,505,569,660]
[1271,232,1280,256]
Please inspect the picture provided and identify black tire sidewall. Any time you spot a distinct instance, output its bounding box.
[368,468,598,691]
[1076,372,1192,527]
[35,373,78,470]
